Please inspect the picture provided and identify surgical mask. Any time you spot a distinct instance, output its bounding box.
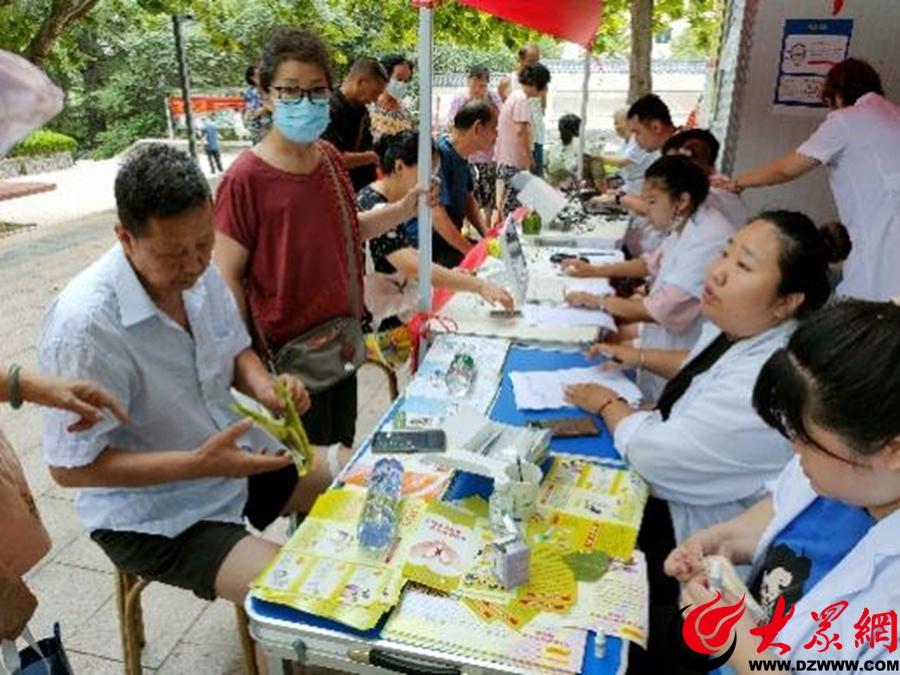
[272,97,330,144]
[386,79,409,100]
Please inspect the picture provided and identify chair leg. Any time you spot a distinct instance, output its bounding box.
[364,358,400,402]
[115,571,130,673]
[235,604,260,675]
[387,368,399,402]
[133,582,146,648]
[118,571,150,675]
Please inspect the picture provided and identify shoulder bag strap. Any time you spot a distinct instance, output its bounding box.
[243,288,277,375]
[319,143,362,320]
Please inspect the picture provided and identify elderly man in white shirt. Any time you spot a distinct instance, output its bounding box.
[727,58,900,301]
[38,144,348,604]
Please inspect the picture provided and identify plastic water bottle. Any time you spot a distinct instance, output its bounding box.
[357,458,404,556]
[445,352,476,396]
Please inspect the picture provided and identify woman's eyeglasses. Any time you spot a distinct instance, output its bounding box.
[271,86,331,105]
[791,431,871,469]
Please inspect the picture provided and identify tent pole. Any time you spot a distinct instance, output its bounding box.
[577,43,591,181]
[416,3,435,364]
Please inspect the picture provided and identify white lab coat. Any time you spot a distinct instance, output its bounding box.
[750,458,900,671]
[797,92,900,301]
[638,203,734,400]
[709,178,751,230]
[616,320,796,543]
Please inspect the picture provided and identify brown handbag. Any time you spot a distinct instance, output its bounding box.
[251,144,366,394]
[0,431,50,577]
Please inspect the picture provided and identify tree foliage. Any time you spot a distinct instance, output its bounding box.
[1,0,719,159]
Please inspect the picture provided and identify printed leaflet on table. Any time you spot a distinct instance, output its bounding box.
[251,486,427,630]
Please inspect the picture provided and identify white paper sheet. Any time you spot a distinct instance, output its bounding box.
[585,251,624,265]
[509,366,643,411]
[526,276,614,305]
[511,171,568,224]
[521,304,617,331]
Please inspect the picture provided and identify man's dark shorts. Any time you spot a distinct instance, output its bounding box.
[91,465,298,600]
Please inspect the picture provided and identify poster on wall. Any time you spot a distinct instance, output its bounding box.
[772,18,853,114]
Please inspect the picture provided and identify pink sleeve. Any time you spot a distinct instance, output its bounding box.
[513,94,532,124]
[643,284,701,334]
[641,247,665,280]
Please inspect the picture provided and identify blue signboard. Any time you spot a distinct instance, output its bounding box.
[773,18,853,111]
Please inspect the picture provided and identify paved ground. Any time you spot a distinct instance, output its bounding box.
[0,152,405,673]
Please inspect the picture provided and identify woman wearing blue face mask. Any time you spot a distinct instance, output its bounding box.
[370,54,416,142]
[214,29,428,450]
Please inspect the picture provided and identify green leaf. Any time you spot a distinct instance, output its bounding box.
[562,550,611,582]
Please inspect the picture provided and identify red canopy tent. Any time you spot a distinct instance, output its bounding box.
[457,0,602,47]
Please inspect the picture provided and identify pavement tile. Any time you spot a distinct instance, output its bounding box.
[68,581,208,668]
[25,562,114,641]
[68,649,154,674]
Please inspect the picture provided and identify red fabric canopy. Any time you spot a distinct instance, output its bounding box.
[457,0,602,46]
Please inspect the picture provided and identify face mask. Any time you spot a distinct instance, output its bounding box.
[272,97,330,144]
[386,79,409,100]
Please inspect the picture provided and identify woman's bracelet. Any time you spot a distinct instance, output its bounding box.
[596,396,626,416]
[7,363,23,409]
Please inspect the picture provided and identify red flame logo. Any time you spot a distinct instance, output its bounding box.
[681,591,747,655]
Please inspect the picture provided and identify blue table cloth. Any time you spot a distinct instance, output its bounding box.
[251,344,630,674]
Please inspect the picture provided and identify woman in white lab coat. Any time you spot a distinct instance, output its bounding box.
[564,155,733,400]
[564,210,835,674]
[725,58,900,301]
[666,300,900,674]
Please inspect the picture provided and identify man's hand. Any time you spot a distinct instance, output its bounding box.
[256,374,311,417]
[593,191,618,207]
[20,373,128,432]
[560,258,599,278]
[195,419,292,478]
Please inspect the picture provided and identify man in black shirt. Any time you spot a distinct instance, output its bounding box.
[322,57,388,192]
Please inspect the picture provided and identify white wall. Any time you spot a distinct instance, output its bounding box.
[723,0,900,223]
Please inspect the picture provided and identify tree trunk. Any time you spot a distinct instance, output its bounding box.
[628,0,654,103]
[25,0,101,66]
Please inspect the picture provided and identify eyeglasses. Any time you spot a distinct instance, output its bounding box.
[271,85,331,105]
[790,431,871,469]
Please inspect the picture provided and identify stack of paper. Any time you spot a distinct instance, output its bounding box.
[509,366,642,411]
[383,587,588,674]
[525,276,613,305]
